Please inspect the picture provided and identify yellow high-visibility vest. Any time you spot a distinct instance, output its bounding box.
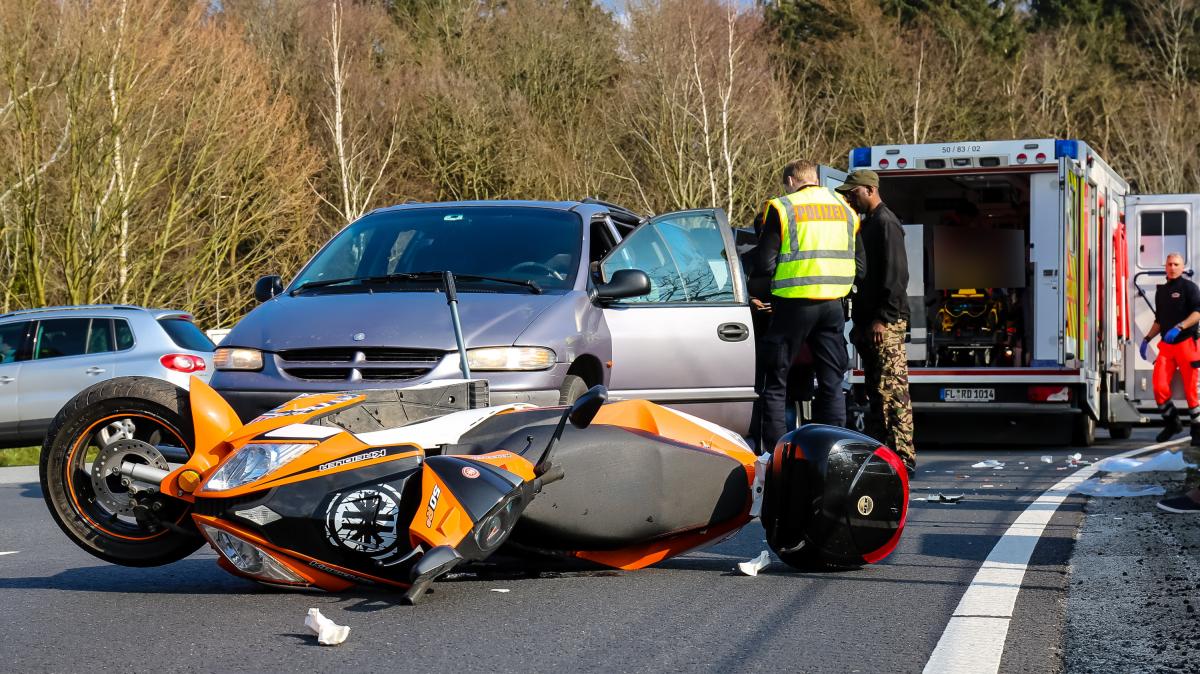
[765,186,859,299]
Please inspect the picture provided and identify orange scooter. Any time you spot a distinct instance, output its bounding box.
[40,375,908,604]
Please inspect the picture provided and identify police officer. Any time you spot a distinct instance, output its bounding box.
[1140,252,1200,444]
[838,169,916,472]
[749,159,861,453]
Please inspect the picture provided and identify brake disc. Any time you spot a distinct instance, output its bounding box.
[90,438,169,515]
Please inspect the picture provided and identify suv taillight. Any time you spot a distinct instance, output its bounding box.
[161,354,207,373]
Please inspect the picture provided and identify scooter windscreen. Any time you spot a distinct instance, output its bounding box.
[761,425,909,569]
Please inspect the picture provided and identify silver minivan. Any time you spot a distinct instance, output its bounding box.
[211,200,757,432]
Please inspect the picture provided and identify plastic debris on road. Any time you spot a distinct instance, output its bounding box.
[923,493,964,504]
[305,608,350,646]
[1066,453,1091,467]
[736,550,770,577]
[1041,455,1053,463]
[1096,450,1197,473]
[1072,479,1166,497]
[972,460,1005,469]
[490,588,511,593]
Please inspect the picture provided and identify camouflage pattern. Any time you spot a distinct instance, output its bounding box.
[858,320,915,462]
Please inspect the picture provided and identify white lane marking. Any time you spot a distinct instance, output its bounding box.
[0,551,17,556]
[923,438,1186,674]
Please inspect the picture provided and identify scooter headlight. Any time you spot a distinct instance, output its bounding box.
[474,494,522,552]
[196,523,305,584]
[201,443,312,492]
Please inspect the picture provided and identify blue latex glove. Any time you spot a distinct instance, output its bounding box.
[1164,325,1183,344]
[1139,339,1151,361]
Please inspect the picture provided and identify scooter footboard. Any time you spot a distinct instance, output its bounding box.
[761,425,908,569]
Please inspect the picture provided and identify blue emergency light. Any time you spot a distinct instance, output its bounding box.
[1054,140,1079,160]
[850,147,871,168]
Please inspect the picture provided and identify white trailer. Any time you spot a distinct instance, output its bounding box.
[842,139,1144,445]
[1125,194,1200,414]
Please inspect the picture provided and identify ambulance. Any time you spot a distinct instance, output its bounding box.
[834,139,1145,445]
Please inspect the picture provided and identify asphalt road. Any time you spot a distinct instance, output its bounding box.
[0,431,1160,673]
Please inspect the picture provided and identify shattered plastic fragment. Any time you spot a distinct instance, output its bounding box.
[972,460,1005,469]
[1072,479,1166,497]
[736,550,770,577]
[305,608,350,646]
[924,493,964,504]
[1096,450,1197,473]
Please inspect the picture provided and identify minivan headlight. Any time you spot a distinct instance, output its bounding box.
[201,443,312,492]
[214,347,264,371]
[466,346,556,371]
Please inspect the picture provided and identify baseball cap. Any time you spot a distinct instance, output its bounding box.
[835,169,880,192]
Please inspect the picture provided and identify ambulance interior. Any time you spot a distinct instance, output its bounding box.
[877,172,1033,367]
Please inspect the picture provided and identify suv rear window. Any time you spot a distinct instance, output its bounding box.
[158,318,215,352]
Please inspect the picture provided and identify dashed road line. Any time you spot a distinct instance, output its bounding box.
[923,438,1185,674]
[0,551,18,557]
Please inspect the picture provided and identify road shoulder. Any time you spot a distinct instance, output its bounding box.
[1064,448,1200,673]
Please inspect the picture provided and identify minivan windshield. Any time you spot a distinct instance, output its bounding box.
[291,206,583,293]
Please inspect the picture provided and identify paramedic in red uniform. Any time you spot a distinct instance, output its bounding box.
[1140,252,1200,444]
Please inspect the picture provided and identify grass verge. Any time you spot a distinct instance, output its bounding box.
[0,446,40,467]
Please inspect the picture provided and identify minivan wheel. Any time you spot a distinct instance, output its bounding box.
[558,374,589,405]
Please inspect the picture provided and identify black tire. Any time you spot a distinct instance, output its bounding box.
[558,374,589,405]
[1072,413,1096,447]
[1107,424,1133,440]
[40,376,203,567]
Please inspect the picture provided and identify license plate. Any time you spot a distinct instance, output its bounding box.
[941,387,995,402]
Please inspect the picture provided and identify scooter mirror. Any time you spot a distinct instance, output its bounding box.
[568,385,608,429]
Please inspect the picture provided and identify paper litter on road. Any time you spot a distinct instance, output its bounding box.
[490,588,511,593]
[736,550,770,577]
[1096,450,1197,473]
[1041,455,1053,463]
[1072,478,1166,497]
[305,608,350,646]
[972,460,1005,469]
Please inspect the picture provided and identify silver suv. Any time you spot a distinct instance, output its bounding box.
[0,305,214,448]
[212,200,758,433]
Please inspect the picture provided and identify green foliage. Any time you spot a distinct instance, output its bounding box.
[0,446,39,467]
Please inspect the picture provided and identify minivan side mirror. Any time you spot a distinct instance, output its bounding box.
[254,275,283,302]
[593,269,651,303]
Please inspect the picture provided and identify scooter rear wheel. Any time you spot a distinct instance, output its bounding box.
[40,377,203,567]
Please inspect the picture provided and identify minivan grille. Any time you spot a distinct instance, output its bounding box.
[276,348,443,383]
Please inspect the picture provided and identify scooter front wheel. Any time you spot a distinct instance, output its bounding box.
[40,377,204,567]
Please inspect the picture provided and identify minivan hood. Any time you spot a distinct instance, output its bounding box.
[224,291,569,352]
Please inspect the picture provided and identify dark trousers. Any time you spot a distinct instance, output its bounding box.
[757,297,847,453]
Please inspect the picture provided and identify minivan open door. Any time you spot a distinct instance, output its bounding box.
[598,208,756,434]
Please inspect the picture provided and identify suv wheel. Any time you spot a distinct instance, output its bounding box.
[558,374,589,405]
